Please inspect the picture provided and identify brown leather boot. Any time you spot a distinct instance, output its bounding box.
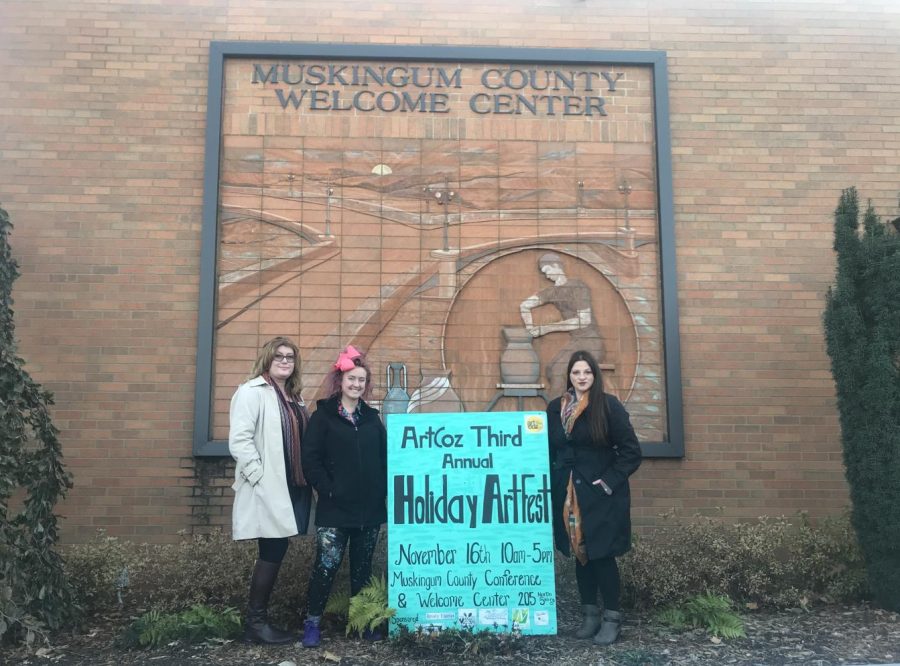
[242,560,295,644]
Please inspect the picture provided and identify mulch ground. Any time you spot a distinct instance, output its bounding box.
[5,603,900,665]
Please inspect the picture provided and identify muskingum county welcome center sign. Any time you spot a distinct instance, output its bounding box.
[251,62,624,117]
[387,411,557,636]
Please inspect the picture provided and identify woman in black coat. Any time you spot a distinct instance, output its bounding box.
[546,350,641,645]
[300,346,387,647]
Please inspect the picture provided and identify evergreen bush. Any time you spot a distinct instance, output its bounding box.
[824,187,900,611]
[0,204,80,643]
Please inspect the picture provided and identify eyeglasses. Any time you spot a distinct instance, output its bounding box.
[273,353,296,364]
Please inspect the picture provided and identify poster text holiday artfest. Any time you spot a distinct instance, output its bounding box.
[387,411,558,636]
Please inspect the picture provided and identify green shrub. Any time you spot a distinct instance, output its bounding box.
[792,512,869,603]
[66,511,865,633]
[64,529,392,626]
[64,530,319,623]
[656,593,745,639]
[619,511,868,610]
[119,604,241,649]
[126,533,257,612]
[60,531,134,615]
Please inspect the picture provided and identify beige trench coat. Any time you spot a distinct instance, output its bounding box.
[228,376,298,540]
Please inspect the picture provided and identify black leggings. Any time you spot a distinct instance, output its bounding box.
[575,556,621,610]
[256,484,313,564]
[305,526,381,617]
[258,537,289,564]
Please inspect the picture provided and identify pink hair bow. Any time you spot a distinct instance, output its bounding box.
[334,345,362,371]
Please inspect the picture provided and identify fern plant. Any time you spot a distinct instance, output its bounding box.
[345,575,395,637]
[121,604,241,648]
[324,590,351,619]
[656,592,745,639]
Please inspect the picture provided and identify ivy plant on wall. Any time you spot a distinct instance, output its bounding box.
[0,204,80,642]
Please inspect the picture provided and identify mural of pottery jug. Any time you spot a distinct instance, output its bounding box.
[408,367,464,413]
[382,362,410,416]
[500,327,541,384]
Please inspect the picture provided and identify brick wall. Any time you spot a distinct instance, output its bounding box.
[1,0,898,542]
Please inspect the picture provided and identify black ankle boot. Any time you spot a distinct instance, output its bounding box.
[243,560,295,644]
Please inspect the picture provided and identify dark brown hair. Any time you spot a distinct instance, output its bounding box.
[565,350,608,446]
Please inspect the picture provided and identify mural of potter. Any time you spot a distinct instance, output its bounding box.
[202,57,671,449]
[520,253,606,398]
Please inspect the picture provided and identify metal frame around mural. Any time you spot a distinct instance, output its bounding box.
[193,41,684,457]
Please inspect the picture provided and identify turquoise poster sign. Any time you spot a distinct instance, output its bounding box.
[387,411,558,636]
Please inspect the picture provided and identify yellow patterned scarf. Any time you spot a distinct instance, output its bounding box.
[561,389,590,564]
[564,472,588,564]
[561,389,589,436]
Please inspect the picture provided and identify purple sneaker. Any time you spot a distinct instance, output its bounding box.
[302,619,321,648]
[362,627,384,641]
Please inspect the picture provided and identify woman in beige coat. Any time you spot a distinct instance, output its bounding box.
[229,336,311,644]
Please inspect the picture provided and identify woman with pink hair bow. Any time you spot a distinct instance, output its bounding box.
[300,346,387,647]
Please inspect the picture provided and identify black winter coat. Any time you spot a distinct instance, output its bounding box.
[547,394,642,560]
[301,396,387,528]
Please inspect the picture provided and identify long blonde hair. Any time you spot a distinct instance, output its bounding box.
[249,336,302,399]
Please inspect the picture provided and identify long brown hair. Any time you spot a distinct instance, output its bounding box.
[565,350,608,446]
[325,351,373,401]
[249,336,302,399]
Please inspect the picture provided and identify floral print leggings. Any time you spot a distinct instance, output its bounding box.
[306,525,381,617]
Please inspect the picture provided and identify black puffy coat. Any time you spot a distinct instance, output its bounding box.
[301,396,387,529]
[547,394,642,560]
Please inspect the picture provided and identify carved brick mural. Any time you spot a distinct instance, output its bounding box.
[208,55,671,447]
